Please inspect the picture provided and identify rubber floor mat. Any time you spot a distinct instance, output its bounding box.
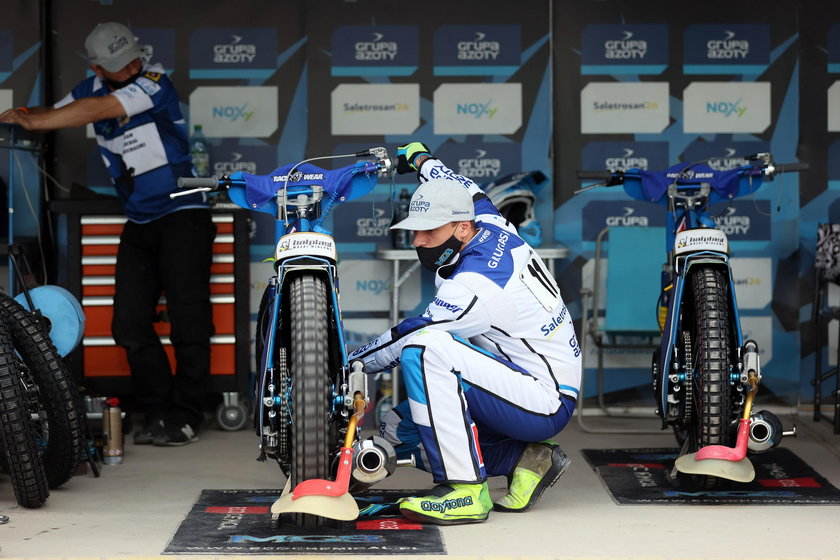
[163,488,445,555]
[582,447,840,505]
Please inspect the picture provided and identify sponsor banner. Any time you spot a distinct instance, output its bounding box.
[829,23,840,73]
[331,25,419,76]
[435,142,521,182]
[829,81,840,132]
[331,83,419,135]
[674,228,728,255]
[338,259,421,313]
[332,202,392,244]
[189,86,278,138]
[581,24,669,75]
[683,24,770,75]
[731,257,772,309]
[0,89,12,111]
[134,27,175,73]
[581,141,669,172]
[580,82,669,134]
[683,82,770,133]
[212,140,276,176]
[681,139,769,170]
[275,232,337,262]
[433,83,522,135]
[0,31,10,82]
[189,28,276,79]
[709,201,771,241]
[433,25,521,76]
[581,200,666,241]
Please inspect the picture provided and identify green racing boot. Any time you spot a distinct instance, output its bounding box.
[399,482,492,525]
[493,441,571,512]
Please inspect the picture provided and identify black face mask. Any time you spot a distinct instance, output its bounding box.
[416,235,461,273]
[106,69,142,90]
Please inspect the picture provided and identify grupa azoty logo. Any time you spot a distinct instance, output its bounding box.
[457,31,501,61]
[707,148,749,170]
[706,30,749,60]
[355,32,398,61]
[604,30,648,59]
[214,34,257,64]
[458,149,502,178]
[606,206,649,227]
[605,148,649,170]
[214,152,258,174]
[713,206,751,236]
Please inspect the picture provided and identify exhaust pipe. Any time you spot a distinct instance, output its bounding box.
[747,410,789,453]
[350,435,398,487]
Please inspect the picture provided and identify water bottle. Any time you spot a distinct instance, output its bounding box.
[189,124,211,177]
[102,397,123,464]
[392,188,413,249]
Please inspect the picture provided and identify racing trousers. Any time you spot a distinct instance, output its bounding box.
[379,329,576,484]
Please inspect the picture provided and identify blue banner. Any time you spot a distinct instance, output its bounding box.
[189,28,276,79]
[581,24,668,75]
[331,25,418,76]
[435,142,522,183]
[581,141,669,172]
[433,25,520,76]
[684,24,770,74]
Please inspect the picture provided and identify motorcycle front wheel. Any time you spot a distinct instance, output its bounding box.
[685,266,734,488]
[288,273,331,527]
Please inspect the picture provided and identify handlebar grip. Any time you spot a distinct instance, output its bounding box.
[577,170,614,181]
[177,177,219,189]
[775,162,809,173]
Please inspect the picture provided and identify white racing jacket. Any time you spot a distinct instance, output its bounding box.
[349,159,581,401]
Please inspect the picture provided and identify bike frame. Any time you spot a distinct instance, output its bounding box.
[220,153,389,464]
[617,161,769,427]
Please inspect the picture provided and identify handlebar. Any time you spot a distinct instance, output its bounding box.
[176,177,220,189]
[774,162,810,174]
[171,146,392,201]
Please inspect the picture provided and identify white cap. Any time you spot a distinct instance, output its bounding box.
[85,22,144,72]
[391,178,475,231]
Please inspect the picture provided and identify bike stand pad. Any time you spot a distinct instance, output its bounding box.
[674,454,755,483]
[271,477,359,521]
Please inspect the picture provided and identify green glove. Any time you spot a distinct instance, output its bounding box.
[396,142,431,174]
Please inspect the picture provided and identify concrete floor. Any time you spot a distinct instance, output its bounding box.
[1,410,840,559]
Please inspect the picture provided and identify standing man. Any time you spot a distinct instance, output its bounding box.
[349,142,581,524]
[0,22,216,446]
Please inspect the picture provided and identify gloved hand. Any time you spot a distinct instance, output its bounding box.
[396,142,431,174]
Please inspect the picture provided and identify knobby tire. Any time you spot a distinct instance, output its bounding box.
[0,319,49,507]
[687,266,733,488]
[288,274,330,527]
[0,294,84,489]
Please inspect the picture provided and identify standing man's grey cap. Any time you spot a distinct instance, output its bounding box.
[85,22,144,72]
[391,178,475,231]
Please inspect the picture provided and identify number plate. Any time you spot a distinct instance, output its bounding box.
[275,232,337,262]
[674,228,728,256]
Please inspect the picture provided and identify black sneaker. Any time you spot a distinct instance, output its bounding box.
[133,417,164,445]
[152,422,199,446]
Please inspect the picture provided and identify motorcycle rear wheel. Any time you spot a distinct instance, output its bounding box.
[288,274,331,527]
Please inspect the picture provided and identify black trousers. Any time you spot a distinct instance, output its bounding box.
[112,208,217,428]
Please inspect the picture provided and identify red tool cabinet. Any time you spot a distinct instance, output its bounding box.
[51,199,251,398]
